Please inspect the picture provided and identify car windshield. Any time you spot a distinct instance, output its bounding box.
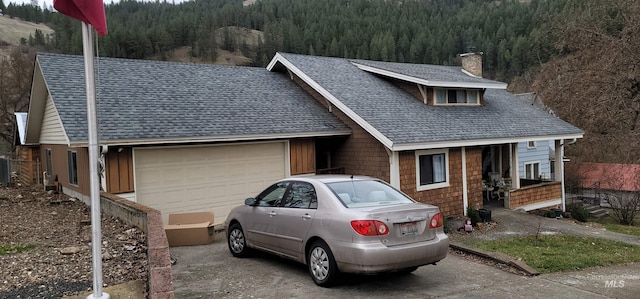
[326,180,414,208]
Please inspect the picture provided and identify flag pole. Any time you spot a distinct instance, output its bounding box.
[81,22,110,299]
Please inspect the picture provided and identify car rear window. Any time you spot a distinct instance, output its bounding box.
[326,180,414,207]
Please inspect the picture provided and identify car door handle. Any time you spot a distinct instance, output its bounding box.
[302,214,312,220]
[268,211,277,217]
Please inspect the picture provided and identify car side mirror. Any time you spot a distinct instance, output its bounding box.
[244,198,257,206]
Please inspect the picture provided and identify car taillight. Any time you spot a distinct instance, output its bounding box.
[429,212,443,228]
[351,220,389,236]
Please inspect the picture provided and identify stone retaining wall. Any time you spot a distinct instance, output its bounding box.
[100,192,174,299]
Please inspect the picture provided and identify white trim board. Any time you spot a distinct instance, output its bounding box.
[514,199,562,212]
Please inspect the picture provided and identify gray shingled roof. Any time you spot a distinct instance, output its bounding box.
[37,53,349,144]
[352,59,503,86]
[277,53,583,146]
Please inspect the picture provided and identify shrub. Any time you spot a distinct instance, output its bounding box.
[570,204,590,222]
[467,206,481,226]
[544,210,556,218]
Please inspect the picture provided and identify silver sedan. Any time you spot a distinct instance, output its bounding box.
[225,175,449,287]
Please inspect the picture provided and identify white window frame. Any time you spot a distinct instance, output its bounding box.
[415,149,450,191]
[434,88,480,106]
[527,141,536,149]
[524,161,540,180]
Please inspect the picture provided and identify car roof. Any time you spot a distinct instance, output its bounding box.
[285,174,378,184]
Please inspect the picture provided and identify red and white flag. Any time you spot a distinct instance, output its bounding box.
[54,0,108,36]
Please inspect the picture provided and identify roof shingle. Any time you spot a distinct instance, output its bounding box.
[36,53,350,144]
[277,53,583,147]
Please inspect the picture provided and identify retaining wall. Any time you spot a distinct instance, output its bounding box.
[100,192,174,299]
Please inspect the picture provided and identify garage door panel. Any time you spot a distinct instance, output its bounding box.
[135,142,287,224]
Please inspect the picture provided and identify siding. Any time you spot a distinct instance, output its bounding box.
[39,95,68,145]
[509,182,562,209]
[399,147,483,217]
[518,141,551,179]
[291,74,390,181]
[40,144,90,197]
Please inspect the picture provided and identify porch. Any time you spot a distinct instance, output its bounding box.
[480,139,568,212]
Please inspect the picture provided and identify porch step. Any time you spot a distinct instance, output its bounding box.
[583,203,609,218]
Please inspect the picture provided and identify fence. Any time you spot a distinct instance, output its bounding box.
[0,153,42,187]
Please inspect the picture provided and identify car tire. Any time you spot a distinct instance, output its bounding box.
[307,240,338,287]
[227,223,249,258]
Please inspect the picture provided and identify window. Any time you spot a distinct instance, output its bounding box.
[327,180,414,208]
[67,151,78,185]
[434,89,479,105]
[416,149,450,191]
[283,182,317,209]
[525,162,540,180]
[527,141,536,149]
[45,148,52,177]
[256,182,289,207]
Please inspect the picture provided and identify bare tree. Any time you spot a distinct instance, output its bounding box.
[598,166,640,226]
[0,46,35,152]
[533,0,640,163]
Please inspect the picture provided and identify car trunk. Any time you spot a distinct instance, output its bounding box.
[356,204,439,246]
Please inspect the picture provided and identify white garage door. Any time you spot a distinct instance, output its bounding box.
[134,142,288,224]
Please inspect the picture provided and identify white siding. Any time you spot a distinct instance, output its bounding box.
[39,95,68,144]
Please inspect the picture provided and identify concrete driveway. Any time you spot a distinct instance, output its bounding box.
[170,231,639,299]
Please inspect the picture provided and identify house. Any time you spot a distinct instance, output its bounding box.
[512,92,565,182]
[24,51,583,222]
[25,53,350,223]
[572,163,640,206]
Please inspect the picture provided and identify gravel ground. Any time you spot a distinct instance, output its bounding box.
[0,186,148,298]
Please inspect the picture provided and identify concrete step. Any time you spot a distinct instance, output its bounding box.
[590,209,609,218]
[583,204,601,212]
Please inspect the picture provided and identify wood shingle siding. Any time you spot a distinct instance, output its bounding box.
[291,74,390,182]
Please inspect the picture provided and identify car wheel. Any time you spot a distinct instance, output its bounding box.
[227,223,249,258]
[307,240,338,287]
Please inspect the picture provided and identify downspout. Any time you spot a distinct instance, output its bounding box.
[462,147,468,216]
[387,149,400,189]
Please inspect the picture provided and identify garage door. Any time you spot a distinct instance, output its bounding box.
[134,142,287,224]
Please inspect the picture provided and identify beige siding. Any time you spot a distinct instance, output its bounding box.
[39,95,68,144]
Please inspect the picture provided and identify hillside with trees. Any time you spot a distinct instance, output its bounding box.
[1,0,639,164]
[531,0,640,164]
[3,0,566,81]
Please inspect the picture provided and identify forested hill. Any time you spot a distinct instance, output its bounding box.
[3,0,639,163]
[5,0,565,82]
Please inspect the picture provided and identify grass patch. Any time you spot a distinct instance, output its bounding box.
[590,215,640,237]
[471,235,640,273]
[0,244,35,255]
[602,223,640,237]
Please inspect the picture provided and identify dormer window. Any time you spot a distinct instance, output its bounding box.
[434,89,480,105]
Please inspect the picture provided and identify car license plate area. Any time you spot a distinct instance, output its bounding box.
[400,222,418,236]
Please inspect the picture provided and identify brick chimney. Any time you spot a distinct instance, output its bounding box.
[459,48,483,78]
